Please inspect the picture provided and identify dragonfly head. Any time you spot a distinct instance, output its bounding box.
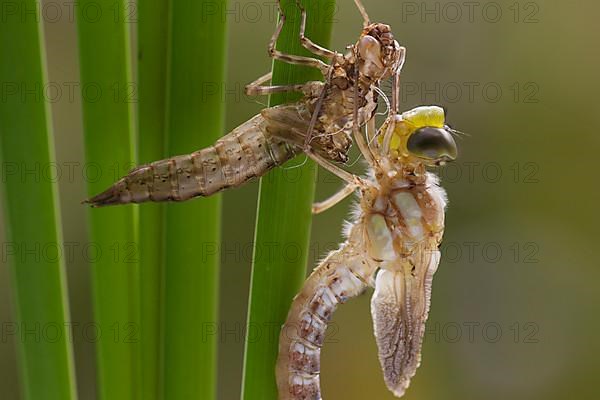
[381,106,458,167]
[356,23,403,80]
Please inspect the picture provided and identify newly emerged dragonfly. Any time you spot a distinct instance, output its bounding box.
[84,0,405,207]
[276,104,459,399]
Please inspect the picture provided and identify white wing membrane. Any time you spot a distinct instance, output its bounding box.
[371,250,441,397]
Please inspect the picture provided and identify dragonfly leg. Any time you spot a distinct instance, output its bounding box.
[295,0,336,59]
[295,78,350,182]
[352,116,377,166]
[302,67,333,150]
[312,183,357,215]
[351,66,378,166]
[353,0,371,27]
[391,46,407,113]
[303,144,358,185]
[380,50,406,155]
[245,72,305,96]
[381,114,398,155]
[269,0,330,75]
[366,114,377,145]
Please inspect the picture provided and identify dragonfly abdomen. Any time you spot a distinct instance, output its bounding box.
[84,114,297,207]
[276,245,375,399]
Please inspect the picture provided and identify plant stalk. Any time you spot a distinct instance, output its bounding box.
[242,1,337,399]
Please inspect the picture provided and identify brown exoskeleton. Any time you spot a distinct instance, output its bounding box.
[84,0,406,207]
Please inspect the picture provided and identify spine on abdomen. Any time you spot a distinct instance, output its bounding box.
[276,245,374,400]
[84,114,296,206]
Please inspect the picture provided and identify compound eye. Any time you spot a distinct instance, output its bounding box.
[358,35,383,67]
[407,127,458,161]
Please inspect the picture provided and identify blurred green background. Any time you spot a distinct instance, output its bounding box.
[1,0,599,399]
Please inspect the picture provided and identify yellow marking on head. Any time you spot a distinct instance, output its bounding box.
[401,106,446,129]
[384,106,447,157]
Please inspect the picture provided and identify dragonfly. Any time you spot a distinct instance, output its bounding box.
[275,101,459,399]
[84,0,406,207]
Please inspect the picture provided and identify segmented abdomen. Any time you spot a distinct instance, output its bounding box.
[84,114,296,206]
[276,243,375,400]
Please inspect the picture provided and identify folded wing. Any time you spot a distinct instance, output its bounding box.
[370,249,440,397]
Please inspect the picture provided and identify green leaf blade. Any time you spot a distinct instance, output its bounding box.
[76,1,140,399]
[162,1,228,399]
[0,1,77,398]
[242,1,337,399]
[137,1,169,399]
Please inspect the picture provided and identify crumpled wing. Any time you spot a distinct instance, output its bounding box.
[370,250,440,397]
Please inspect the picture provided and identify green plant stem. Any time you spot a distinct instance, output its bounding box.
[0,2,77,398]
[162,1,228,399]
[138,1,169,399]
[241,1,336,399]
[76,1,140,399]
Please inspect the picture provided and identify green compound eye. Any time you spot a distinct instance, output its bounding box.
[407,127,458,161]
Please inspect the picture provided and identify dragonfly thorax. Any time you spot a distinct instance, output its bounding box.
[363,172,446,267]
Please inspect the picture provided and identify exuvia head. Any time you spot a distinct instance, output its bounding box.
[381,106,458,166]
[356,23,404,80]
